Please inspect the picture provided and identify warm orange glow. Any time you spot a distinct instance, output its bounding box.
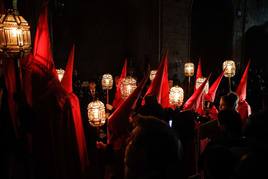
[120,76,137,99]
[87,100,106,127]
[184,63,194,77]
[56,68,65,82]
[102,73,113,90]
[223,60,236,78]
[0,9,31,55]
[169,85,184,107]
[149,70,157,81]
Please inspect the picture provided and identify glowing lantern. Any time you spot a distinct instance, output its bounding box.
[149,70,157,81]
[101,73,113,90]
[56,68,65,82]
[120,76,137,99]
[87,100,106,127]
[195,77,209,94]
[184,63,194,77]
[223,60,236,78]
[0,9,31,56]
[169,85,184,107]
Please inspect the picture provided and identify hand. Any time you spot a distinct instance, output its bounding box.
[106,104,113,111]
[96,141,107,149]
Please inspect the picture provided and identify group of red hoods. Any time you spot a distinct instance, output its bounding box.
[1,4,251,179]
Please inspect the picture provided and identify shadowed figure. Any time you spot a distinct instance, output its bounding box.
[124,116,183,179]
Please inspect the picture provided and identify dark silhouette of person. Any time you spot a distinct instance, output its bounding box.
[219,92,239,111]
[138,95,165,120]
[124,115,183,179]
[201,145,237,179]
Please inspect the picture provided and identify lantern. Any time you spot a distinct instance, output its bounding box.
[0,9,31,56]
[120,76,137,99]
[149,70,157,81]
[195,77,209,94]
[184,63,194,77]
[56,68,65,82]
[87,100,106,127]
[169,85,184,107]
[223,60,236,78]
[101,73,113,90]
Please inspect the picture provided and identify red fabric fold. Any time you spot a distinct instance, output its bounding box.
[194,58,203,91]
[61,45,89,172]
[108,74,149,145]
[143,51,169,108]
[61,45,75,93]
[236,61,250,101]
[205,71,224,102]
[183,75,210,111]
[67,93,89,172]
[33,5,57,78]
[236,61,251,124]
[112,59,127,108]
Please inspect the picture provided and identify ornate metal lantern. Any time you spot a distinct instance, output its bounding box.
[223,60,236,78]
[120,76,137,99]
[184,63,194,77]
[195,77,209,94]
[169,85,184,107]
[56,68,65,82]
[87,100,106,127]
[0,9,31,56]
[149,70,157,81]
[101,73,113,90]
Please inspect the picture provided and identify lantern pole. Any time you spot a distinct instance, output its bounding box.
[228,77,232,92]
[188,76,191,98]
[106,89,109,105]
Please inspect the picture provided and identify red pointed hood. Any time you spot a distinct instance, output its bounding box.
[61,45,75,93]
[33,6,56,75]
[236,61,250,101]
[205,70,224,102]
[112,59,128,108]
[143,51,169,108]
[183,75,210,110]
[108,73,149,140]
[194,58,203,91]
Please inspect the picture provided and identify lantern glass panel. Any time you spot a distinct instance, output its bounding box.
[87,100,106,127]
[169,86,184,107]
[102,74,113,90]
[120,76,137,99]
[184,63,194,77]
[223,60,236,78]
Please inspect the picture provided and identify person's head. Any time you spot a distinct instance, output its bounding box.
[219,92,239,111]
[88,80,96,90]
[125,116,182,179]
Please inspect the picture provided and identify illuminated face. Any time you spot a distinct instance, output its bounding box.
[89,82,96,90]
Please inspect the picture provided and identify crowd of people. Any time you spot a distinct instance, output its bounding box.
[1,4,268,178]
[61,74,268,179]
